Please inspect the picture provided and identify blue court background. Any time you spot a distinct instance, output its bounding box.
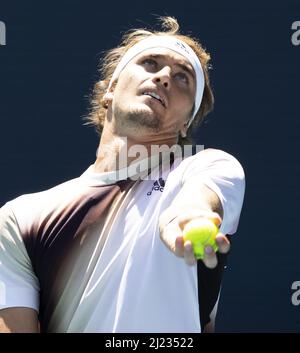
[0,0,299,332]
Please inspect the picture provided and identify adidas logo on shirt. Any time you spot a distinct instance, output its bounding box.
[147,178,165,196]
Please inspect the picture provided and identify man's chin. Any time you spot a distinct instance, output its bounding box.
[114,103,162,133]
[127,107,161,131]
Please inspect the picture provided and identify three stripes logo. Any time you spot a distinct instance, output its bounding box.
[147,178,165,196]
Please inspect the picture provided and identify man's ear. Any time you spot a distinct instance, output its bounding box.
[103,80,117,104]
[179,122,188,138]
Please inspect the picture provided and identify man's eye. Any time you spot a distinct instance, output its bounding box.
[175,72,189,84]
[142,58,157,67]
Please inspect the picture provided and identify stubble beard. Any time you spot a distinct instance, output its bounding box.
[114,103,162,135]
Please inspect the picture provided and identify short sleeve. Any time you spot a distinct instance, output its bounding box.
[181,149,245,235]
[0,204,40,311]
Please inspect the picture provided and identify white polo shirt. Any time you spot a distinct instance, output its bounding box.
[0,148,245,332]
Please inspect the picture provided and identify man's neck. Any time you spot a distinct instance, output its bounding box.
[93,124,178,174]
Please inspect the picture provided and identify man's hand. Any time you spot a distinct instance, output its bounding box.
[159,210,230,268]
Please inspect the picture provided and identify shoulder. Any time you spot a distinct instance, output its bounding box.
[169,148,245,184]
[3,175,88,232]
[192,148,245,177]
[188,148,243,168]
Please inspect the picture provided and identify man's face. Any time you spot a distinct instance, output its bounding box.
[107,46,196,141]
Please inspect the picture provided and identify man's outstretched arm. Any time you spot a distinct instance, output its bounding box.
[159,180,230,268]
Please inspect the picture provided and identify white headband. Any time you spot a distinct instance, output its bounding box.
[108,35,205,127]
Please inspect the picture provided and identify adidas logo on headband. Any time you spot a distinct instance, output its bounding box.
[174,41,190,54]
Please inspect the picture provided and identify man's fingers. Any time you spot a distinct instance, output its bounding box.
[201,234,230,268]
[202,246,218,269]
[216,234,230,254]
[160,217,229,269]
[183,240,197,266]
[175,235,184,257]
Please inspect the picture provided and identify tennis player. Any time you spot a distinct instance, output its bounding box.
[0,16,245,333]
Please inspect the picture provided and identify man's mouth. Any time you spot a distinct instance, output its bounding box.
[143,91,166,107]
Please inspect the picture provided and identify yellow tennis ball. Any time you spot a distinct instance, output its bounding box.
[183,218,219,260]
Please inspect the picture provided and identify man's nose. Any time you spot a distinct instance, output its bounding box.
[152,67,171,89]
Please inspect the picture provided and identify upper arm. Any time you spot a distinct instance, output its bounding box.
[0,205,40,326]
[0,307,39,333]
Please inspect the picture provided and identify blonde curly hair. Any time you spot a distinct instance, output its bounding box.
[85,16,214,143]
